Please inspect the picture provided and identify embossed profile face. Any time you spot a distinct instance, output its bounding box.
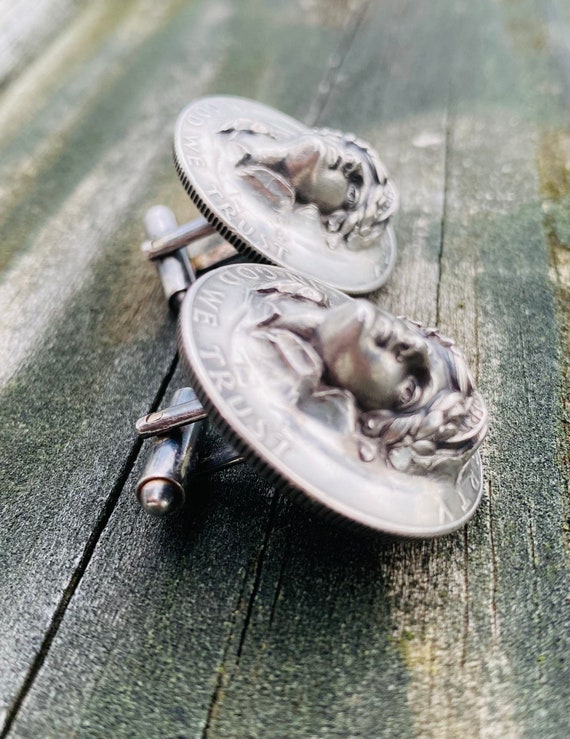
[263,133,364,214]
[175,96,398,292]
[314,301,439,412]
[310,300,488,476]
[219,123,398,249]
[256,287,487,478]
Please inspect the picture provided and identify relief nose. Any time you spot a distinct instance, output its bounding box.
[315,299,375,351]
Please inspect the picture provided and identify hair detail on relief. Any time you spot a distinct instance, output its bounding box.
[357,317,487,477]
[249,291,488,479]
[219,121,398,249]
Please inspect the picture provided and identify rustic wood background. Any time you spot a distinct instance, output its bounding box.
[1,1,569,736]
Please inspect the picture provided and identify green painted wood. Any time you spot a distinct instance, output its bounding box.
[0,0,569,737]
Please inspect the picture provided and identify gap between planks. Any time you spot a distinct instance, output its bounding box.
[0,353,180,738]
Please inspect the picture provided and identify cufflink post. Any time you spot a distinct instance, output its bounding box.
[141,215,215,259]
[136,387,204,516]
[136,205,242,516]
[144,206,197,312]
[135,388,244,516]
[141,207,238,306]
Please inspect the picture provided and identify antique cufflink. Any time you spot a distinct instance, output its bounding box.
[180,265,488,536]
[137,257,488,536]
[135,97,488,536]
[142,95,398,295]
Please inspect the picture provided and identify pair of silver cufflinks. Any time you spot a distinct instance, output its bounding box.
[135,96,488,537]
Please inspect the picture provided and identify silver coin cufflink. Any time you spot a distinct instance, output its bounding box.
[136,256,488,536]
[135,98,488,536]
[142,95,399,297]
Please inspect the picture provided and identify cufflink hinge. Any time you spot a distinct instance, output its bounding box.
[135,387,243,517]
[142,206,237,311]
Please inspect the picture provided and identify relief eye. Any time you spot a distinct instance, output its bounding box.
[373,327,390,348]
[395,339,424,362]
[398,376,421,408]
[343,162,363,183]
[345,183,359,208]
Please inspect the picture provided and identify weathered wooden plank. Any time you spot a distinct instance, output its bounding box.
[0,0,82,85]
[403,0,570,734]
[1,0,569,737]
[197,0,570,737]
[0,0,367,736]
[0,0,280,728]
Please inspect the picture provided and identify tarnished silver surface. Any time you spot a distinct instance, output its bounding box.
[174,96,398,295]
[179,264,488,536]
[143,205,196,311]
[136,388,205,517]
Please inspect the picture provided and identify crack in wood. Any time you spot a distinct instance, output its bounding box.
[487,479,499,640]
[515,313,547,652]
[234,491,281,665]
[201,490,280,739]
[461,526,470,667]
[268,520,290,630]
[304,0,371,127]
[0,352,180,738]
[200,553,256,739]
[436,98,452,328]
[527,517,544,685]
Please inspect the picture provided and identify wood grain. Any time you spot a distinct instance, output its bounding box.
[0,0,569,737]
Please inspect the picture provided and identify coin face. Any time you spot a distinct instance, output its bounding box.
[174,96,398,295]
[179,264,485,537]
